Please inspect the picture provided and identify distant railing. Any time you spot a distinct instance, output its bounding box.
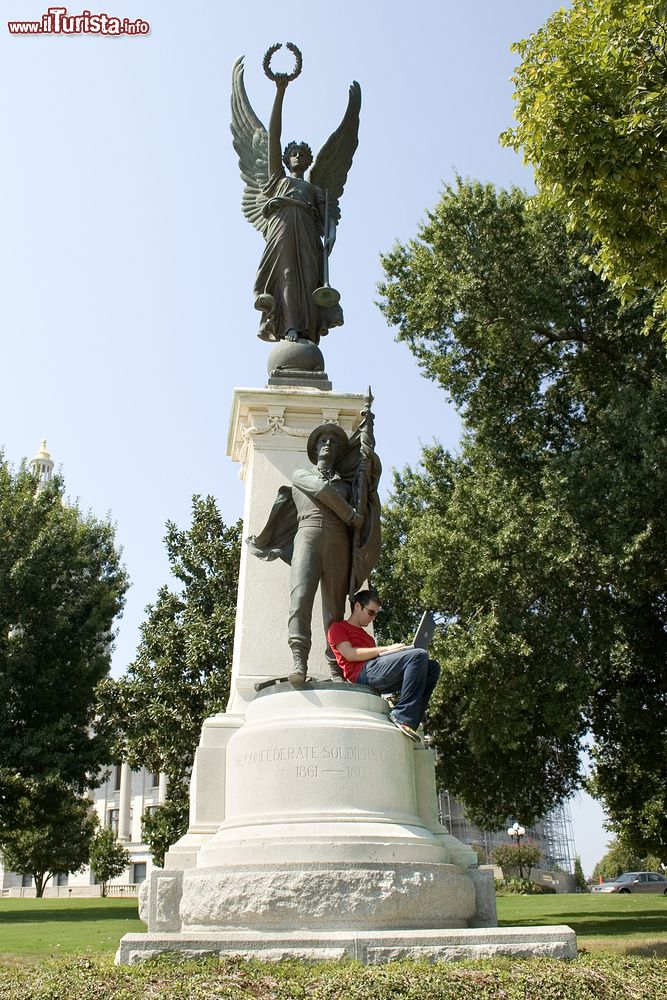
[106,883,140,897]
[1,882,142,899]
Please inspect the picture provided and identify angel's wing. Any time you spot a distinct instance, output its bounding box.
[231,56,270,237]
[309,82,361,227]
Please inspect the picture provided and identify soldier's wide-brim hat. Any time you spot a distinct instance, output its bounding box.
[306,423,349,465]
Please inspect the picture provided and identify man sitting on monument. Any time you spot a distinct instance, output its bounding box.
[328,589,440,743]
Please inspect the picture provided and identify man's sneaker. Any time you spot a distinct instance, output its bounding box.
[389,712,420,743]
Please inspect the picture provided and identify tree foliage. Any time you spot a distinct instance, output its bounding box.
[88,826,130,896]
[501,0,667,327]
[0,458,127,795]
[574,855,590,891]
[591,837,664,882]
[376,180,666,846]
[0,456,127,877]
[0,776,97,896]
[375,445,591,828]
[140,787,190,869]
[98,496,240,864]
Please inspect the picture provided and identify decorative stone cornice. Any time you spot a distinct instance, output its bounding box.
[227,387,364,480]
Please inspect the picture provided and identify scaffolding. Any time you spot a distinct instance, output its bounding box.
[437,791,577,875]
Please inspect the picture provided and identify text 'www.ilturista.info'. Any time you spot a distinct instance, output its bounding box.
[8,7,150,35]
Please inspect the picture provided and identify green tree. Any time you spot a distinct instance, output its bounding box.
[375,445,590,828]
[491,842,542,881]
[501,0,667,328]
[98,496,240,865]
[0,776,97,897]
[377,179,666,845]
[592,838,647,882]
[0,456,127,852]
[574,855,590,892]
[88,825,130,897]
[140,793,189,870]
[586,612,667,859]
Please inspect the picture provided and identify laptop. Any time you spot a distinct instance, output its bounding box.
[411,611,437,650]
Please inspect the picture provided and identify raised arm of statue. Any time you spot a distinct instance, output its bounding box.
[268,78,288,176]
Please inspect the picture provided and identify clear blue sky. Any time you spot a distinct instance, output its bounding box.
[1,0,611,875]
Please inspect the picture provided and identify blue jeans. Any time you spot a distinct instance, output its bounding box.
[357,648,440,730]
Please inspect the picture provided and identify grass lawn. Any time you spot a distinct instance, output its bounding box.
[0,954,665,999]
[497,893,667,956]
[0,896,665,999]
[0,898,143,957]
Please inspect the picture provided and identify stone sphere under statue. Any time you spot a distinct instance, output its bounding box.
[267,338,326,379]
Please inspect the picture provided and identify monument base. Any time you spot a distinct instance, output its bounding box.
[117,685,577,965]
[133,860,496,935]
[116,925,577,965]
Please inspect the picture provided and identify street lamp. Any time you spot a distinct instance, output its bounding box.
[507,822,525,847]
[507,822,528,879]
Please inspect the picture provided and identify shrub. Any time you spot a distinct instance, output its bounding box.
[491,842,542,879]
[495,877,556,895]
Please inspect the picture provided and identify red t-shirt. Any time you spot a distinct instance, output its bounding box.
[327,620,376,683]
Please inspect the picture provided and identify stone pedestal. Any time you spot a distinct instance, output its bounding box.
[117,382,576,965]
[117,683,578,963]
[163,386,368,871]
[196,685,477,871]
[119,686,515,964]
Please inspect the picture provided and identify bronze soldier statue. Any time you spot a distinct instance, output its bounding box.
[249,403,381,686]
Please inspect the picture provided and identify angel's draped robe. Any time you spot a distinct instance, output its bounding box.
[254,169,343,343]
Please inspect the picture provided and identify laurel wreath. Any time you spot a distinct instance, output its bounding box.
[263,42,303,82]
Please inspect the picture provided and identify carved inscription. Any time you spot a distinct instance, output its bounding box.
[232,744,393,781]
[296,764,318,778]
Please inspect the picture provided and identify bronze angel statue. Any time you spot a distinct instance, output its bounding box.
[231,45,361,345]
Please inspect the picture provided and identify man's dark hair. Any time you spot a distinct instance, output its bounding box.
[352,588,381,611]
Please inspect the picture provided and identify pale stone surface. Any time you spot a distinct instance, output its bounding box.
[116,926,577,965]
[144,685,497,954]
[467,868,498,928]
[156,876,183,932]
[196,686,468,870]
[138,878,150,925]
[141,869,183,933]
[179,862,476,932]
[164,712,242,870]
[412,745,477,867]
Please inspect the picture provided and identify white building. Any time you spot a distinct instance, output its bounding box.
[1,764,166,897]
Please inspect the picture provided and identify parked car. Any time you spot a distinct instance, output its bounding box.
[591,871,667,894]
